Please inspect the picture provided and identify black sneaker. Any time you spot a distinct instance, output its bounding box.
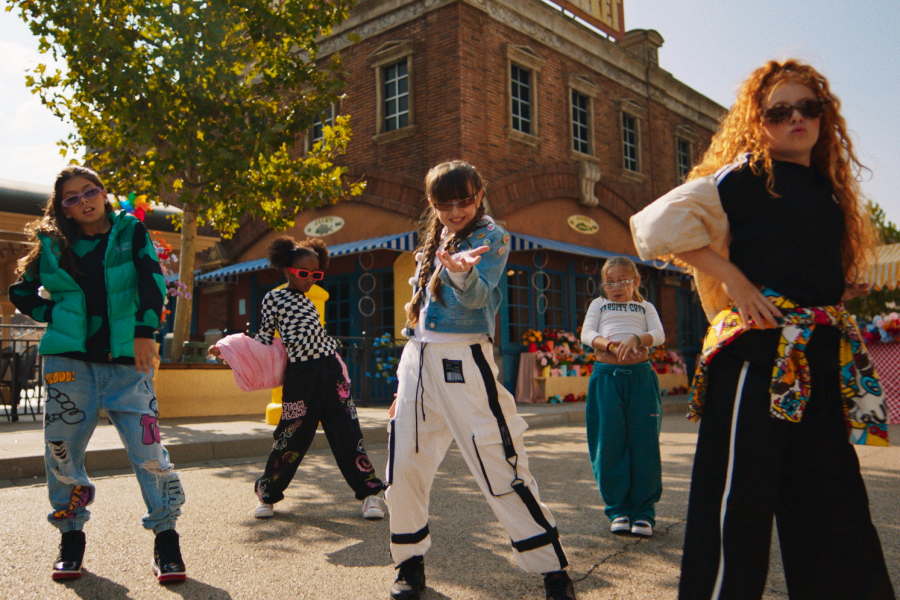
[543,570,576,600]
[152,529,186,584]
[53,530,86,581]
[390,555,426,599]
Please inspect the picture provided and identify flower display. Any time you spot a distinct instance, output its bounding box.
[367,334,400,384]
[858,314,900,344]
[522,329,543,345]
[648,344,686,376]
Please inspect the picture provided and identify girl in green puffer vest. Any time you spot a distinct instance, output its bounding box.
[10,166,187,584]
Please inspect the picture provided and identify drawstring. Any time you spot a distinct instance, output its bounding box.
[613,367,633,377]
[414,342,428,453]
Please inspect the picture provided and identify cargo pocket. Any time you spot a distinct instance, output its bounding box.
[471,416,531,497]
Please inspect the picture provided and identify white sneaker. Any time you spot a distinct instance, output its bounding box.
[253,502,274,519]
[610,516,630,534]
[631,519,653,537]
[362,495,385,520]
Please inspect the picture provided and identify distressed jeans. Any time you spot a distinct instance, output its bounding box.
[42,355,184,533]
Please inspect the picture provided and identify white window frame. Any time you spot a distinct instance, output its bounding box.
[368,41,416,144]
[568,75,600,161]
[505,45,544,146]
[618,99,648,178]
[674,125,698,182]
[310,104,334,145]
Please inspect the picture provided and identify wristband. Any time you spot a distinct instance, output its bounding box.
[630,333,642,346]
[606,342,615,353]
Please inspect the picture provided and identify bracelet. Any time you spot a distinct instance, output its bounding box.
[630,333,642,346]
[606,342,615,353]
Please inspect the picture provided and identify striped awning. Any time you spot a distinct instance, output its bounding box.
[195,231,417,284]
[508,232,681,272]
[864,244,900,290]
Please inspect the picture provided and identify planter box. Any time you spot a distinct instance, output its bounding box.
[656,372,689,393]
[154,363,271,419]
[536,376,589,400]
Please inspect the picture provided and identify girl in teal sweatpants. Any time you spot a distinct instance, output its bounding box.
[580,257,665,537]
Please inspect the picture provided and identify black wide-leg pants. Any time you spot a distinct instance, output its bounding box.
[679,327,895,600]
[255,354,384,504]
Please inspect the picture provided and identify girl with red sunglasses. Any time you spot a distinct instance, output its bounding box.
[209,235,386,521]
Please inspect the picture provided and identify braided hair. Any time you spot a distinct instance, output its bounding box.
[267,235,329,271]
[406,160,486,328]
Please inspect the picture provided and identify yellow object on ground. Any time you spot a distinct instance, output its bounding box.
[266,283,329,425]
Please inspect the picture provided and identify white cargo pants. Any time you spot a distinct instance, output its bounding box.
[385,339,568,573]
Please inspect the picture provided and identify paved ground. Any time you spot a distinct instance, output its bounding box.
[0,407,897,600]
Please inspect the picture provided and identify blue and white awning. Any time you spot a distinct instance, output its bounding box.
[508,232,680,272]
[195,231,418,284]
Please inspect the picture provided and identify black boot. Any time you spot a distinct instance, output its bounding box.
[543,570,576,600]
[152,529,186,583]
[390,555,426,599]
[53,530,86,581]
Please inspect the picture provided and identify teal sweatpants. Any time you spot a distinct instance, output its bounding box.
[586,361,663,524]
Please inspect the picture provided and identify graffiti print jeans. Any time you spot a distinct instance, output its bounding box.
[255,353,384,504]
[42,355,184,533]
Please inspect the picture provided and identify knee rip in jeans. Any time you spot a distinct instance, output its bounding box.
[142,459,175,476]
[48,441,78,484]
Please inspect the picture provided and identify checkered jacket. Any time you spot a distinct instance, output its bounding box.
[255,288,337,362]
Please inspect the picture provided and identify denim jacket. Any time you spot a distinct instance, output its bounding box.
[404,217,511,338]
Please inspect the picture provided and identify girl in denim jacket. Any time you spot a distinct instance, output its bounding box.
[384,161,575,600]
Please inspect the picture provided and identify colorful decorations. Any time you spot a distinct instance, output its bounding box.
[115,192,153,222]
[547,393,586,404]
[858,314,900,344]
[531,327,594,374]
[648,344,686,375]
[367,334,400,385]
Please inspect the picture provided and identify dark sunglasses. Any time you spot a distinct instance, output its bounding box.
[287,267,324,280]
[429,196,478,212]
[762,98,826,125]
[61,186,103,208]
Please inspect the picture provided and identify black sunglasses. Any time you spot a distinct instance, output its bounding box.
[762,98,826,125]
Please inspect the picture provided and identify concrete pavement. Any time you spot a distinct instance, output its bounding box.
[0,400,897,599]
[0,397,691,482]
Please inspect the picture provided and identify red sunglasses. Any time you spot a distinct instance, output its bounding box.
[287,267,324,280]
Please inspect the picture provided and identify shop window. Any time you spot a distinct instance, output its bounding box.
[323,275,352,339]
[542,270,567,330]
[574,274,599,330]
[506,266,535,347]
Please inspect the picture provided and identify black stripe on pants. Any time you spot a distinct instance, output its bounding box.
[255,355,384,503]
[679,328,895,600]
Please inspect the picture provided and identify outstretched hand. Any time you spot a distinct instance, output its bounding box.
[437,245,490,273]
[207,345,222,359]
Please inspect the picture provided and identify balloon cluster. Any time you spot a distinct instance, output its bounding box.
[116,192,153,222]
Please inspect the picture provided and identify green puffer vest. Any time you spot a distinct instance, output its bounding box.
[38,211,147,358]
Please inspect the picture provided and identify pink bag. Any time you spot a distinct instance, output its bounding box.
[215,334,287,391]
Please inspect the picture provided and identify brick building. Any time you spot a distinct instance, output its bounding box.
[189,0,725,393]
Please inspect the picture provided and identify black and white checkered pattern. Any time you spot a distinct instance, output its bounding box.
[255,289,337,362]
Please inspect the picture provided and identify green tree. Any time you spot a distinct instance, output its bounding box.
[846,201,900,319]
[9,0,364,359]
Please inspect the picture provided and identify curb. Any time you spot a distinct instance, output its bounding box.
[0,399,689,482]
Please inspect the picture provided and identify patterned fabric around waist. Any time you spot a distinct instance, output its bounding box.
[688,287,889,447]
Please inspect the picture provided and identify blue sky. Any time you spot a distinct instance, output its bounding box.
[2,1,898,222]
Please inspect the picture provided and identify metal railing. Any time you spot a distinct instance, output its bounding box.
[333,335,404,405]
[0,323,46,422]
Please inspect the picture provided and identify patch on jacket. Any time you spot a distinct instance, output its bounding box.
[442,359,465,383]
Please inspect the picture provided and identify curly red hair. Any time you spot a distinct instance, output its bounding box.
[689,59,876,283]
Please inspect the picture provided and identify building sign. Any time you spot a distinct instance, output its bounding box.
[304,216,345,238]
[568,215,599,234]
[546,0,625,40]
